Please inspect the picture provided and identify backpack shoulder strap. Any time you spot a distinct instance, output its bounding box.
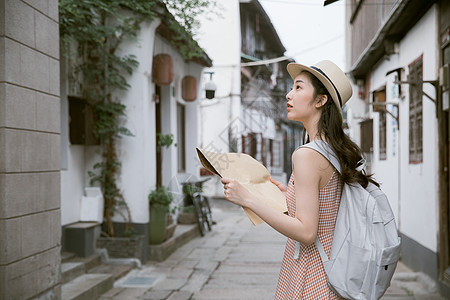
[293,140,342,261]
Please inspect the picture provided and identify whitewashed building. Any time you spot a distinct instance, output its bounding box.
[344,0,450,296]
[60,6,212,258]
[197,0,299,197]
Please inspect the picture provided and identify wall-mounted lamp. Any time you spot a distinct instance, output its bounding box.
[204,71,217,99]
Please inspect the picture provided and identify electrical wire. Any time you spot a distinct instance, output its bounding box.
[240,34,343,67]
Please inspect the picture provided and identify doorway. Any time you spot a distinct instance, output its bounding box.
[155,85,162,187]
[439,42,450,284]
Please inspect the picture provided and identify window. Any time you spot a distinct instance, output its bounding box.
[379,112,387,160]
[177,104,186,172]
[408,56,423,163]
[373,87,387,160]
[68,96,98,145]
[272,140,282,168]
[360,119,373,153]
[242,132,257,157]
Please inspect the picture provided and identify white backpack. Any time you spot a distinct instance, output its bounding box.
[296,140,401,300]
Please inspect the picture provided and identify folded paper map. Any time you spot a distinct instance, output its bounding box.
[196,148,288,225]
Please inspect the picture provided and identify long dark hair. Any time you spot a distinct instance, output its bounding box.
[302,71,378,188]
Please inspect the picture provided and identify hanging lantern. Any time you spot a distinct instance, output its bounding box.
[152,54,173,86]
[181,76,197,102]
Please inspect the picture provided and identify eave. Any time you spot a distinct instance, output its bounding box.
[350,0,436,79]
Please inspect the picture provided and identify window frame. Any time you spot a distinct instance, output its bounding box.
[408,55,423,164]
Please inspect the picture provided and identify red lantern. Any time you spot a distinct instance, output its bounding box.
[152,54,173,85]
[182,76,197,102]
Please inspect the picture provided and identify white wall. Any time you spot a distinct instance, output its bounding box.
[196,1,241,196]
[197,0,241,153]
[396,6,438,252]
[368,58,401,226]
[117,24,205,223]
[347,6,439,253]
[61,17,208,225]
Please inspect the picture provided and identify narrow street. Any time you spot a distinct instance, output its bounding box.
[99,197,446,300]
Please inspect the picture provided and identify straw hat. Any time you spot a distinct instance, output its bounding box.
[287,60,353,112]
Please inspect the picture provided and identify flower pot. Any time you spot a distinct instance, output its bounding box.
[149,205,168,244]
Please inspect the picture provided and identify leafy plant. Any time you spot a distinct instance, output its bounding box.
[148,186,174,212]
[157,133,175,152]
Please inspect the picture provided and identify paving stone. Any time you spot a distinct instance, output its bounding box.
[142,289,172,300]
[180,270,209,293]
[193,287,276,300]
[97,197,448,300]
[168,267,194,279]
[166,290,193,300]
[152,278,187,291]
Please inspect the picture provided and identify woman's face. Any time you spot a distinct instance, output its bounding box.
[286,72,317,122]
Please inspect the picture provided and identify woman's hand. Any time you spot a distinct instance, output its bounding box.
[270,176,287,194]
[221,178,253,207]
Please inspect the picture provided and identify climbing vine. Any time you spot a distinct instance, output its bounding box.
[59,0,218,237]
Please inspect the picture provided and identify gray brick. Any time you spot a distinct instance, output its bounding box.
[0,1,4,36]
[0,217,23,264]
[0,129,60,172]
[23,0,49,15]
[20,44,50,92]
[0,174,4,212]
[0,83,5,127]
[0,128,4,171]
[4,83,37,130]
[21,130,43,171]
[37,172,60,212]
[4,38,21,85]
[35,12,59,58]
[0,173,38,219]
[2,246,60,299]
[48,133,60,171]
[22,210,59,257]
[2,128,22,172]
[48,0,58,22]
[5,0,35,47]
[48,57,60,96]
[0,38,4,83]
[36,92,60,133]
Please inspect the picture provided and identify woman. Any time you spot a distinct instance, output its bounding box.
[221,60,377,299]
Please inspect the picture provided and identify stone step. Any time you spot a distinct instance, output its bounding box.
[88,263,134,281]
[61,273,114,300]
[61,262,85,284]
[148,223,199,262]
[61,251,76,263]
[64,253,102,272]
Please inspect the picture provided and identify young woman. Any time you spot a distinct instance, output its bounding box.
[221,60,377,299]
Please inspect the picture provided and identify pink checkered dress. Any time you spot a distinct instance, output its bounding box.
[275,171,344,300]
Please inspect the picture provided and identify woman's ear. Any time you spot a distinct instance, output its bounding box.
[315,94,328,108]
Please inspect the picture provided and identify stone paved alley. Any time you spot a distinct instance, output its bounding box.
[100,198,447,300]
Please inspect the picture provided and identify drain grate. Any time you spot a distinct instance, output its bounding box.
[122,276,158,286]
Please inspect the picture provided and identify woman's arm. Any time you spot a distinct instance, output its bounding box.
[222,148,323,245]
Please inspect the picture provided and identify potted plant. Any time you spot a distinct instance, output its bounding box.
[148,186,173,244]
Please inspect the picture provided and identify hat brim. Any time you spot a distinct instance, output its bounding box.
[287,63,341,112]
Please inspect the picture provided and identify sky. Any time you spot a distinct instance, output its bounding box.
[258,0,346,70]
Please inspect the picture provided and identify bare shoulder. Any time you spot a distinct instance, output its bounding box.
[292,147,332,172]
